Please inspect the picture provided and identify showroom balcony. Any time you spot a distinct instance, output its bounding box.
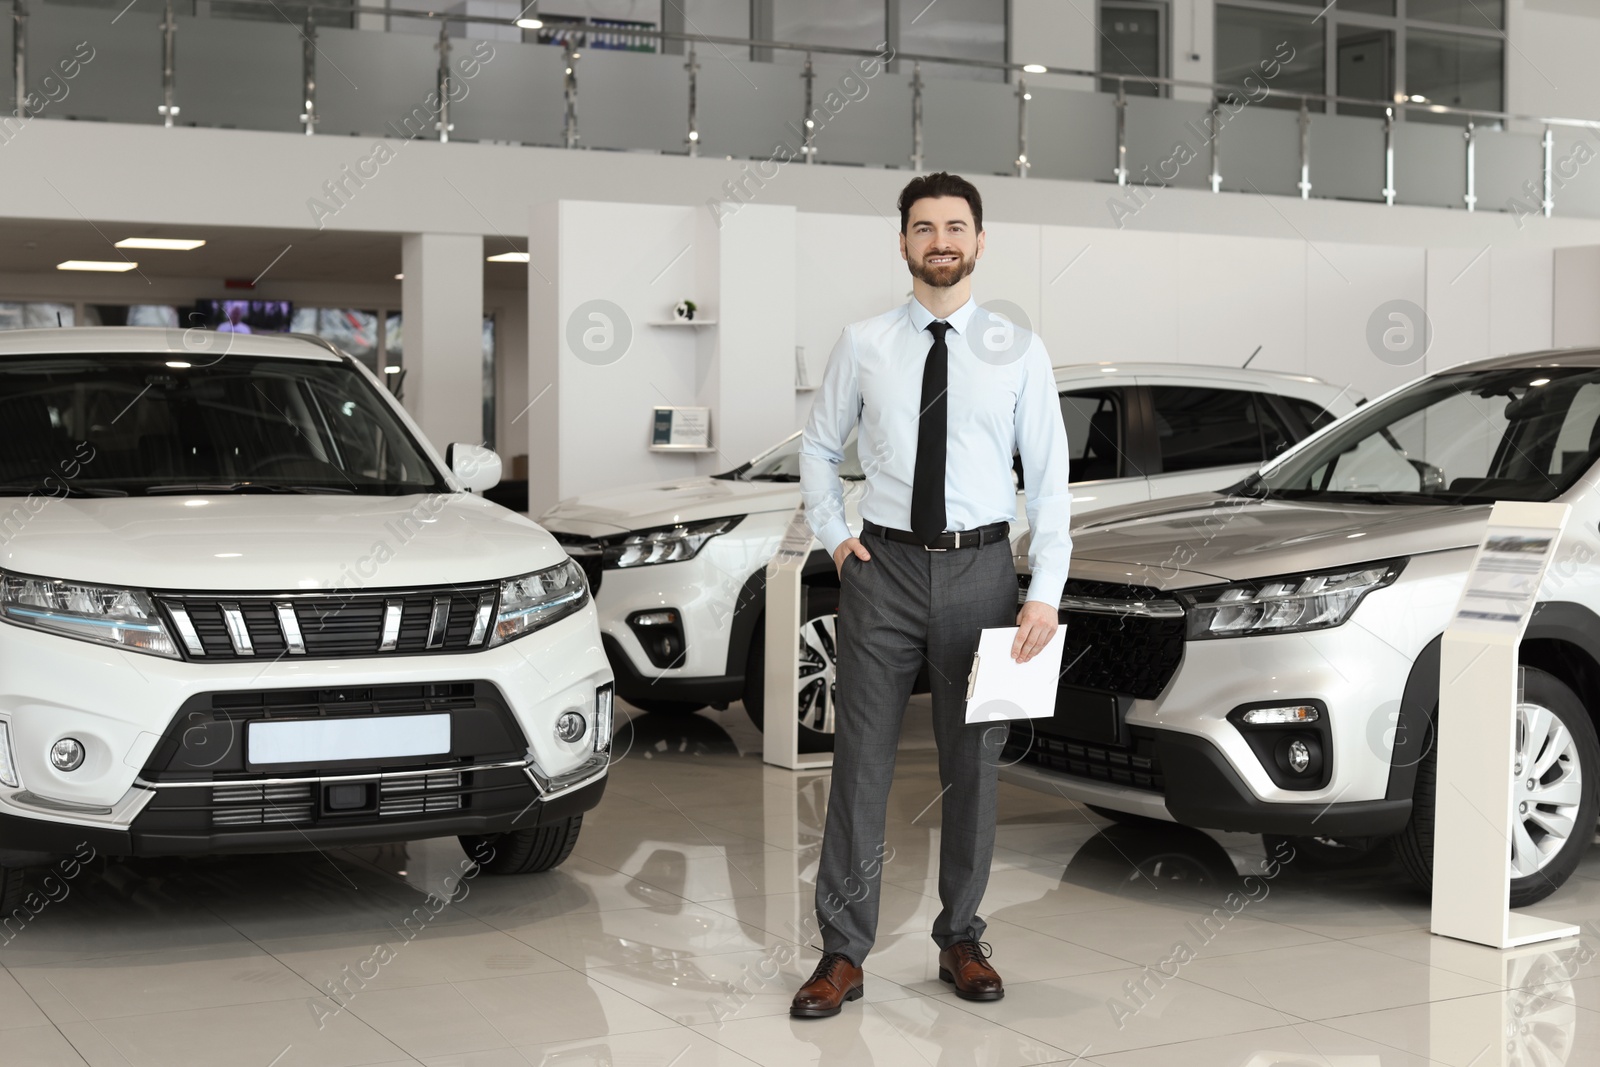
[8,0,1595,221]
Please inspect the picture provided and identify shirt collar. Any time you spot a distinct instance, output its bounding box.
[908,296,978,338]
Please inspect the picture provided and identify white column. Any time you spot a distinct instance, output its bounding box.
[401,233,484,453]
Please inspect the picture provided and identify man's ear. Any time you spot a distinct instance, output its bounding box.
[975,229,986,262]
[898,232,907,262]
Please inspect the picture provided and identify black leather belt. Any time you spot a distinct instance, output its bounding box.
[862,520,1010,551]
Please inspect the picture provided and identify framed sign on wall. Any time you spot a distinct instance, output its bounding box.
[649,406,713,451]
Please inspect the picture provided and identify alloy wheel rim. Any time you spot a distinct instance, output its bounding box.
[795,613,839,734]
[1510,700,1584,879]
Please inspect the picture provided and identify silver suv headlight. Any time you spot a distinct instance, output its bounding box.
[0,572,180,658]
[1179,559,1405,640]
[488,559,589,646]
[603,516,743,569]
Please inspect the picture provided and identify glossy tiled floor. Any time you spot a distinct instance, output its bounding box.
[5,699,1600,1066]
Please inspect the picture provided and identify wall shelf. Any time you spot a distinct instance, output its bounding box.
[648,319,718,327]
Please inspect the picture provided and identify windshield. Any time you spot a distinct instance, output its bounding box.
[726,431,864,482]
[1246,366,1600,505]
[0,353,448,496]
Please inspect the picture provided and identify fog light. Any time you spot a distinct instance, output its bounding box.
[632,611,677,627]
[0,722,18,787]
[1241,705,1320,725]
[1286,738,1311,774]
[626,610,685,670]
[50,737,85,772]
[555,710,587,743]
[594,683,614,753]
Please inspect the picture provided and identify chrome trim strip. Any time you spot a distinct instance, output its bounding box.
[275,602,306,654]
[10,790,114,815]
[470,593,495,646]
[166,603,205,656]
[426,596,450,649]
[525,752,609,798]
[1058,595,1185,619]
[218,601,255,655]
[151,583,497,600]
[379,600,403,651]
[137,757,532,790]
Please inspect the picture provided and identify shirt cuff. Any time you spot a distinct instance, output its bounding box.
[1024,570,1066,612]
[813,516,852,558]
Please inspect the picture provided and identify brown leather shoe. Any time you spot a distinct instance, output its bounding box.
[790,952,865,1018]
[938,940,1004,1001]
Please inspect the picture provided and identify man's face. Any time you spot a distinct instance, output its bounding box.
[900,196,983,288]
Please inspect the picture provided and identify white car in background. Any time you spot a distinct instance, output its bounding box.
[540,362,1361,750]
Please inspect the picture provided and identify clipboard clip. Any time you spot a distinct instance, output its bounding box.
[966,654,980,701]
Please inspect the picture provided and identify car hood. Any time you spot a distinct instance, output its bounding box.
[1066,492,1490,587]
[0,493,566,591]
[539,476,804,535]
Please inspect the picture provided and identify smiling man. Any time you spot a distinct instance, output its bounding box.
[791,172,1073,1017]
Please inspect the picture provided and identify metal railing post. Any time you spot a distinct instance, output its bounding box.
[563,41,579,148]
[434,23,452,142]
[1463,121,1476,212]
[1382,106,1396,206]
[1542,124,1555,217]
[910,60,924,171]
[801,51,816,163]
[684,43,699,157]
[1014,76,1029,178]
[300,10,317,136]
[1208,102,1221,193]
[1113,78,1128,185]
[12,0,26,120]
[159,0,178,128]
[1297,98,1312,200]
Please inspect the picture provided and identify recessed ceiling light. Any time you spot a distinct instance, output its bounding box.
[515,17,543,29]
[57,260,137,272]
[115,237,205,250]
[394,273,404,280]
[1022,64,1047,74]
[487,252,530,263]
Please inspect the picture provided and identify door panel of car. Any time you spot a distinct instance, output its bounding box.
[1138,384,1296,499]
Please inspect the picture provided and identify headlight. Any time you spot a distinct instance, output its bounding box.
[1179,559,1405,640]
[488,559,589,646]
[604,516,743,569]
[0,572,180,658]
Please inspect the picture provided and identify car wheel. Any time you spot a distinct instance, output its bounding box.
[459,815,584,875]
[625,699,708,716]
[742,586,838,754]
[1397,667,1600,908]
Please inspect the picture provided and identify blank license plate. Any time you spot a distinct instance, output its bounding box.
[247,714,451,766]
[1046,687,1121,746]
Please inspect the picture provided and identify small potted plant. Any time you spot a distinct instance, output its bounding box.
[673,299,697,322]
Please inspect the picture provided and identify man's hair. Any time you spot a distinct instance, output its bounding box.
[897,172,983,233]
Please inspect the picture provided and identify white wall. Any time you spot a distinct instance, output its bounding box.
[1507,0,1600,123]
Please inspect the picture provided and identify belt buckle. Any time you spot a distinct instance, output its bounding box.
[926,530,959,552]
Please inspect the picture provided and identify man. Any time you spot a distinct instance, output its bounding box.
[790,172,1072,1018]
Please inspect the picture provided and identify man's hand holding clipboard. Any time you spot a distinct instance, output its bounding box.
[963,626,1067,723]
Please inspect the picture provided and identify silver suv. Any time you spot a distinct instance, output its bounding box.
[1005,350,1600,907]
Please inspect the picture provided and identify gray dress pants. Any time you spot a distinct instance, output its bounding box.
[815,529,1018,965]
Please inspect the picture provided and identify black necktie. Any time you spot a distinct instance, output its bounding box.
[911,320,951,546]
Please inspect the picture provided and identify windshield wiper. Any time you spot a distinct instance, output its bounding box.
[144,482,356,495]
[0,484,129,498]
[744,473,801,482]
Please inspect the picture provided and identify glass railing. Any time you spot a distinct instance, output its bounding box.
[12,0,1600,222]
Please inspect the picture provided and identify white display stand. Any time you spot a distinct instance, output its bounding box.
[1430,500,1579,948]
[762,505,835,771]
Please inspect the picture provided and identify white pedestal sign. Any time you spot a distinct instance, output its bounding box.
[1430,499,1578,949]
[762,505,834,771]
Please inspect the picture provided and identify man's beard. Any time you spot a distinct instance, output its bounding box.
[909,250,975,289]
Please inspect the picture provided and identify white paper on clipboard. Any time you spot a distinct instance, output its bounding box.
[963,626,1066,723]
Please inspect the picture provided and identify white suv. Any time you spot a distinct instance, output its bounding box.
[1003,350,1600,907]
[540,362,1357,749]
[0,329,611,908]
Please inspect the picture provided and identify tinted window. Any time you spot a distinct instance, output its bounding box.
[1258,396,1293,459]
[1287,397,1338,434]
[1060,390,1127,482]
[1149,387,1270,473]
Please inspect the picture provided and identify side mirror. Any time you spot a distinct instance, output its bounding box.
[446,443,502,493]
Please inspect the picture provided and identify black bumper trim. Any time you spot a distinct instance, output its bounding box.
[1155,731,1411,837]
[602,632,743,704]
[0,774,606,860]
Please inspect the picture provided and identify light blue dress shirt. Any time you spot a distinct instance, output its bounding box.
[799,296,1074,609]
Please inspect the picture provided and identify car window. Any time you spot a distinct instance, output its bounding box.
[1287,397,1338,434]
[1257,396,1293,459]
[1253,367,1600,504]
[1148,387,1269,473]
[736,432,863,482]
[1059,389,1128,482]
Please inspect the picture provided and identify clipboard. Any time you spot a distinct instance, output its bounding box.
[963,626,1066,723]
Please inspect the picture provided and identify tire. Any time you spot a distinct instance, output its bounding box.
[742,585,838,754]
[1262,834,1390,871]
[1397,667,1600,909]
[624,698,708,716]
[459,815,584,875]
